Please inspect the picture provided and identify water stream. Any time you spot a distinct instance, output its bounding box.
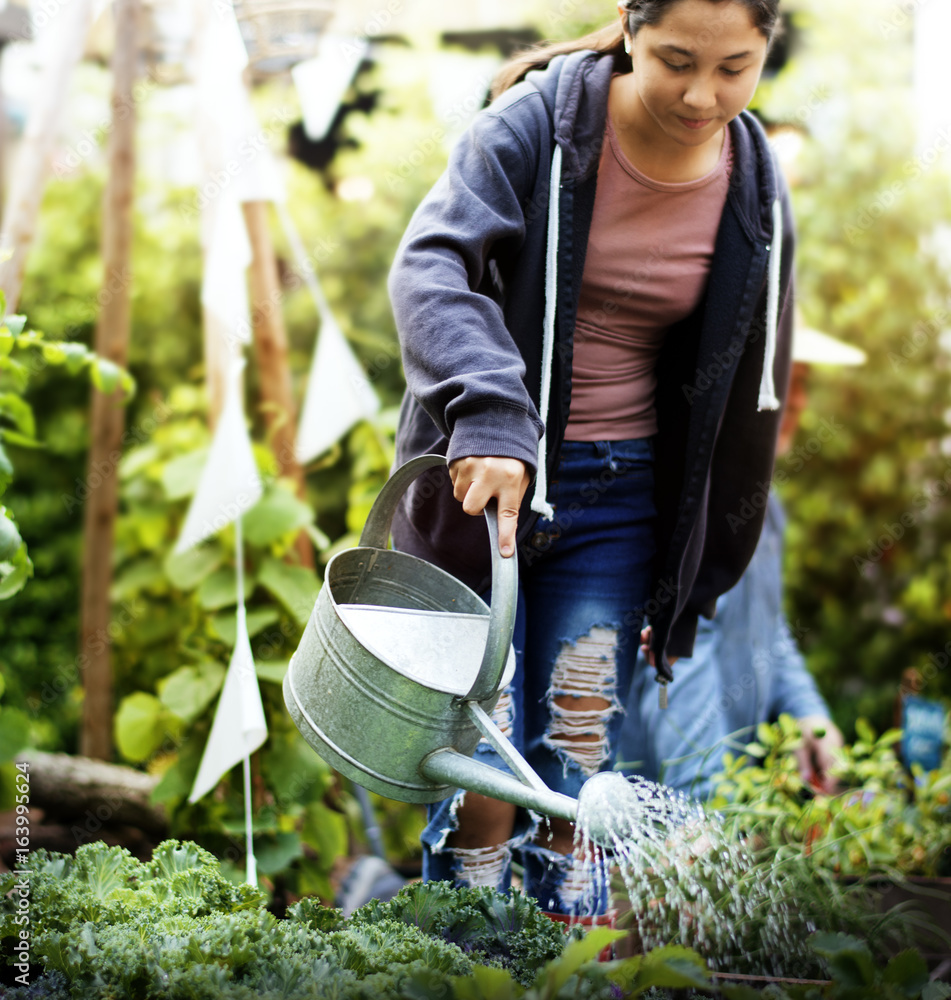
[574,772,816,975]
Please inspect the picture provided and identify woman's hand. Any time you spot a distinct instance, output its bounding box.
[795,715,844,795]
[639,626,678,670]
[448,456,530,558]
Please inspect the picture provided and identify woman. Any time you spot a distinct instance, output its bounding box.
[387,0,794,919]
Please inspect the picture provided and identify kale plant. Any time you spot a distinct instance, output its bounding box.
[345,879,570,986]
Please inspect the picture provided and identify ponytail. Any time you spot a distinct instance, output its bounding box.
[490,21,627,100]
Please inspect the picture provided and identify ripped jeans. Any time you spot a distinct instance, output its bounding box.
[420,438,657,916]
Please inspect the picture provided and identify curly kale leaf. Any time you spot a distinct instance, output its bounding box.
[285,895,346,933]
[350,881,567,985]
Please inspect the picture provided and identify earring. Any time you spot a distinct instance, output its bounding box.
[624,37,631,54]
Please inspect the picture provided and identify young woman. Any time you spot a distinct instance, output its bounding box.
[387,0,794,919]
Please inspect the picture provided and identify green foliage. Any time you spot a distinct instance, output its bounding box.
[710,716,951,877]
[3,840,948,1000]
[349,880,570,986]
[0,310,133,603]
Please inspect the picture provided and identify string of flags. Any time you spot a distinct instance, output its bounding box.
[181,0,381,886]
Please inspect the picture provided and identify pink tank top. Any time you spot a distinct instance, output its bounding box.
[565,117,733,441]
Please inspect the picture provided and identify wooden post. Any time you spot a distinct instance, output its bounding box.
[0,0,97,309]
[79,0,138,760]
[241,200,312,568]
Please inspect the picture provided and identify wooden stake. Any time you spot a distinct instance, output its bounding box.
[79,0,138,760]
[242,200,312,568]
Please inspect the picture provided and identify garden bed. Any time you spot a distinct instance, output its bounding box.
[3,839,951,1000]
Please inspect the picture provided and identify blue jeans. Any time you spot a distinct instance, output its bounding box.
[421,438,657,915]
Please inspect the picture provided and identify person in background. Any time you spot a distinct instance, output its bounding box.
[618,322,865,798]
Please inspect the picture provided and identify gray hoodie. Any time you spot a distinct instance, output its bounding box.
[388,50,795,684]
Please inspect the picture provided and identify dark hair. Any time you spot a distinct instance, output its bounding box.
[491,0,782,99]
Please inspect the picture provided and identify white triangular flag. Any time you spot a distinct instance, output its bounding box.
[292,36,369,142]
[296,310,381,463]
[175,359,263,553]
[188,604,267,803]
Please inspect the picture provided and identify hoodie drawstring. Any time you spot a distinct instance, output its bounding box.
[533,154,782,515]
[530,143,562,519]
[757,197,783,412]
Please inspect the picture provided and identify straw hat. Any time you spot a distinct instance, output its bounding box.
[792,314,867,366]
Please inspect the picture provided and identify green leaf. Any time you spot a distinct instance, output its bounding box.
[161,448,208,501]
[1,428,44,449]
[254,832,304,876]
[0,392,36,437]
[0,706,32,762]
[242,486,314,547]
[855,718,876,744]
[883,949,929,998]
[58,340,92,374]
[0,439,13,481]
[3,315,26,336]
[301,801,348,865]
[118,442,161,480]
[118,369,136,397]
[261,730,331,808]
[534,928,626,996]
[923,983,951,1000]
[0,511,22,560]
[209,606,280,646]
[149,840,217,878]
[110,557,164,600]
[163,544,221,591]
[628,945,711,992]
[255,660,289,684]
[197,567,240,610]
[257,557,319,625]
[453,965,520,1000]
[809,932,877,987]
[0,544,33,600]
[91,357,122,395]
[114,692,179,763]
[158,662,225,724]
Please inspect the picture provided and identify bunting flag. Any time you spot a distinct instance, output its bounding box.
[174,359,263,554]
[274,202,380,463]
[296,308,382,463]
[176,359,267,886]
[188,596,267,807]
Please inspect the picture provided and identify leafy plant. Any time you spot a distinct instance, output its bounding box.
[0,306,134,604]
[346,879,570,985]
[711,716,951,877]
[3,840,948,1000]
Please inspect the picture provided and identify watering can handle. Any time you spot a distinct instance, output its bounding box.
[359,454,518,704]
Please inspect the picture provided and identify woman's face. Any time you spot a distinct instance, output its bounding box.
[619,0,769,149]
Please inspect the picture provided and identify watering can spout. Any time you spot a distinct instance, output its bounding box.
[419,748,579,825]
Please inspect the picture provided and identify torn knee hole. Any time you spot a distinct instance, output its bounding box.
[480,686,515,743]
[451,842,512,889]
[545,626,620,774]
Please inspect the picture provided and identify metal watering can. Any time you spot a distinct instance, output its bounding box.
[283,455,619,843]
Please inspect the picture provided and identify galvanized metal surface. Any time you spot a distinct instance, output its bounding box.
[283,453,591,825]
